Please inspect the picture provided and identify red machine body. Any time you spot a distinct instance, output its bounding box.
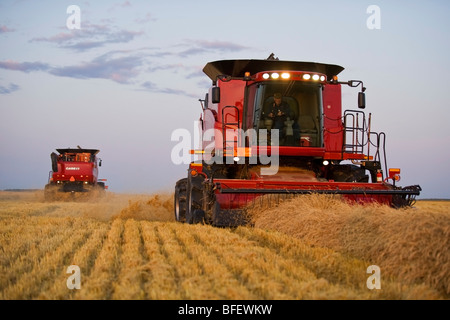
[45,148,106,197]
[174,57,421,226]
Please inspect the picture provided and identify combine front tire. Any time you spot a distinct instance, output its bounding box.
[174,178,187,223]
[186,175,204,224]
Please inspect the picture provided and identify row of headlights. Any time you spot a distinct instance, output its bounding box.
[262,72,290,80]
[261,72,326,82]
[55,181,90,184]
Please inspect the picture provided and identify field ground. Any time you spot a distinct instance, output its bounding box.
[0,190,448,300]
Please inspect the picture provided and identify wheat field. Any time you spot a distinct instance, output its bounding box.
[0,191,448,300]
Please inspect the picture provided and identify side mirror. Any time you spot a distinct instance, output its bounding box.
[204,93,209,109]
[211,86,220,104]
[99,159,102,167]
[358,92,366,109]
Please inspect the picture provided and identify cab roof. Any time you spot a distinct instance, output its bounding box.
[203,59,345,81]
[56,148,99,155]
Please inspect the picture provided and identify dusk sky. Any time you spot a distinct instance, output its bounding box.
[1,0,449,198]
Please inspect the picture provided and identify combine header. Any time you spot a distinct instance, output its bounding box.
[174,55,421,226]
[44,147,107,200]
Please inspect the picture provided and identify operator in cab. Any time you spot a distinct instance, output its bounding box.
[262,93,299,145]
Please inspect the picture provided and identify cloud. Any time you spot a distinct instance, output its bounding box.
[50,52,144,84]
[135,13,157,24]
[0,25,15,34]
[0,52,207,96]
[120,1,132,7]
[141,81,157,90]
[0,60,50,72]
[0,50,145,84]
[0,83,20,94]
[192,40,249,51]
[0,54,204,96]
[147,63,194,74]
[186,70,205,79]
[108,1,132,11]
[177,39,250,57]
[178,47,208,58]
[140,81,198,98]
[30,22,143,52]
[0,44,213,95]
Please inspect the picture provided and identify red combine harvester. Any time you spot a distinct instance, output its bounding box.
[174,55,421,226]
[44,147,107,200]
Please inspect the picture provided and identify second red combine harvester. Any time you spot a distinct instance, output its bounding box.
[174,55,421,226]
[44,147,107,200]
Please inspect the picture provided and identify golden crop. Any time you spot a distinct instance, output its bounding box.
[0,191,448,300]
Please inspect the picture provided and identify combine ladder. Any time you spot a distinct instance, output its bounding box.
[344,109,388,178]
[221,106,241,158]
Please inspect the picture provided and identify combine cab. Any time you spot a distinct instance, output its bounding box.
[44,147,107,200]
[174,55,421,226]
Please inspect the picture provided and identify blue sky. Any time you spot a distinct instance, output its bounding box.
[0,0,449,198]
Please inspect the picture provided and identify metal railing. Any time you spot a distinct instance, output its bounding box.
[221,106,240,156]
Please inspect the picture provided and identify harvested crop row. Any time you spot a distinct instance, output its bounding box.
[74,219,124,299]
[0,216,62,272]
[38,221,110,299]
[234,227,441,299]
[0,216,82,290]
[154,223,217,299]
[1,192,447,300]
[140,222,179,299]
[190,224,363,300]
[173,224,255,299]
[249,195,450,298]
[0,217,94,299]
[111,219,147,299]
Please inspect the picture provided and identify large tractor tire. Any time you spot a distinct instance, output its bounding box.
[186,175,205,224]
[174,178,187,223]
